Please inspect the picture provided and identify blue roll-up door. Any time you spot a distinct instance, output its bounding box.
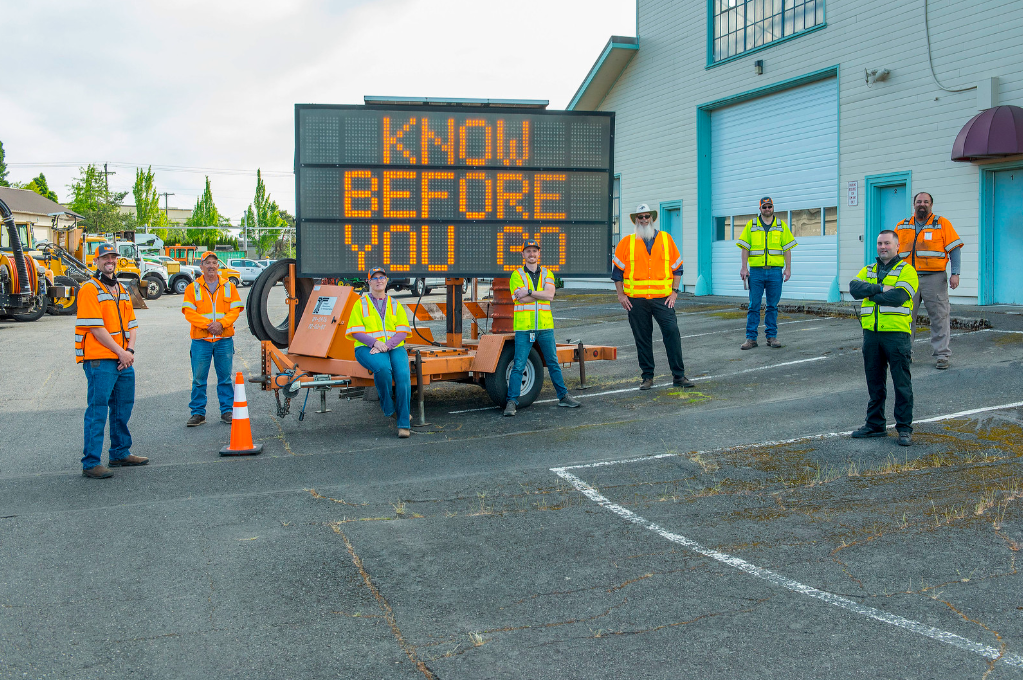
[710,79,838,299]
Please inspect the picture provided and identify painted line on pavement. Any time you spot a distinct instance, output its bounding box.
[448,355,831,413]
[550,466,1023,670]
[551,398,1023,670]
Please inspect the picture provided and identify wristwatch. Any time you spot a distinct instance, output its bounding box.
[126,348,135,354]
[672,288,681,294]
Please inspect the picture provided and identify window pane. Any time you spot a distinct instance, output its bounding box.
[789,208,822,237]
[824,207,837,235]
[733,214,758,237]
[714,217,727,241]
[794,3,804,32]
[816,0,824,25]
[773,14,782,39]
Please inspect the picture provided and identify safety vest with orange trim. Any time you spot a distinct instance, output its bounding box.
[181,276,244,341]
[345,293,411,349]
[894,214,963,272]
[510,265,555,331]
[613,231,682,299]
[74,277,137,363]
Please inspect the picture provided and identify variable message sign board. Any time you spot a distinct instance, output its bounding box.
[295,104,614,278]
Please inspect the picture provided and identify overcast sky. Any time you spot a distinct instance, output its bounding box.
[1,0,635,223]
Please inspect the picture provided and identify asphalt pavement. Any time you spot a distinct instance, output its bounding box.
[2,287,1022,679]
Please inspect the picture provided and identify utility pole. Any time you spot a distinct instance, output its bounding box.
[159,192,175,220]
[101,163,116,196]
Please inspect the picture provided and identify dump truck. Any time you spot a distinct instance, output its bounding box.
[0,198,68,321]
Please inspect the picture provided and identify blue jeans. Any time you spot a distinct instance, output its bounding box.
[507,329,568,404]
[190,338,235,416]
[82,359,135,470]
[746,267,784,340]
[355,346,411,429]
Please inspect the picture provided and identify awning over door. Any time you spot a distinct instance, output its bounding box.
[951,105,1023,162]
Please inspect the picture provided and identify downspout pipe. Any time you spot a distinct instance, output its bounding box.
[0,197,32,295]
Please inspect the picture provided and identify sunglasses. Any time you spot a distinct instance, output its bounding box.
[760,203,774,209]
[370,274,387,281]
[636,213,652,220]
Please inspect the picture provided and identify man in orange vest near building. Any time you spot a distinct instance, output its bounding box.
[613,204,695,390]
[894,192,964,370]
[182,251,244,426]
[75,243,148,479]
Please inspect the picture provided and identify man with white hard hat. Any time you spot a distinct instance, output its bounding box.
[612,204,694,390]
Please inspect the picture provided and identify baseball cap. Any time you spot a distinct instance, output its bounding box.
[760,196,774,208]
[94,243,117,258]
[201,250,220,262]
[367,267,388,280]
[522,239,540,252]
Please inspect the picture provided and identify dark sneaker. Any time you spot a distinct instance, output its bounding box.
[740,339,758,350]
[766,338,782,348]
[82,465,113,479]
[673,376,696,388]
[935,358,950,370]
[559,395,581,408]
[503,401,517,417]
[897,431,913,446]
[109,455,149,467]
[851,425,887,438]
[221,412,233,424]
[639,378,654,390]
[187,414,206,427]
[397,428,411,438]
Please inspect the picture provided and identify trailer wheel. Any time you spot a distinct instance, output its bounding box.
[246,258,313,348]
[48,275,79,315]
[485,343,543,408]
[143,274,164,300]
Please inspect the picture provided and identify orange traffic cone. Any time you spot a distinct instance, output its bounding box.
[220,372,263,457]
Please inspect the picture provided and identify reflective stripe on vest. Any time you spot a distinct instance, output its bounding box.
[896,215,955,272]
[860,261,915,333]
[623,233,672,298]
[746,218,789,267]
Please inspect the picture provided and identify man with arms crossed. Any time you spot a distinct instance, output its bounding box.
[504,239,581,416]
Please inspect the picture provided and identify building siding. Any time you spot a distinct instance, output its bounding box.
[585,0,1023,302]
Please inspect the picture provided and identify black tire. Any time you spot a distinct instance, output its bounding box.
[484,342,544,408]
[229,277,241,287]
[12,285,48,322]
[246,258,313,348]
[411,278,426,297]
[143,274,164,300]
[170,275,190,295]
[48,275,79,315]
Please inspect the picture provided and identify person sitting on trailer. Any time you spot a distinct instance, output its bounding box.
[345,267,413,438]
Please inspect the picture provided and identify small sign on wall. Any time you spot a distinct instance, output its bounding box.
[847,181,859,206]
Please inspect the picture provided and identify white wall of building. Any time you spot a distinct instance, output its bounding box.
[589,0,1023,302]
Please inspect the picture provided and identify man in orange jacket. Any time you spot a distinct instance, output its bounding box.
[76,243,149,479]
[182,251,244,426]
[612,204,695,390]
[894,192,964,369]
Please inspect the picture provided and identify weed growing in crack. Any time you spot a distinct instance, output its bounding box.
[468,631,487,647]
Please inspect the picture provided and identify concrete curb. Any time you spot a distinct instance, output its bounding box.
[738,301,991,330]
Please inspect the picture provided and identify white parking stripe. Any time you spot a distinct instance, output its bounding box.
[551,399,1023,670]
[551,467,1023,670]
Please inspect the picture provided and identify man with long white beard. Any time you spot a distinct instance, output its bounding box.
[612,204,694,390]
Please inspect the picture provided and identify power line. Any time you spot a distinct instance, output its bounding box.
[7,161,294,177]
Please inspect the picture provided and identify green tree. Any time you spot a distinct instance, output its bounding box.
[68,164,129,233]
[23,173,59,202]
[185,177,225,248]
[244,169,286,258]
[0,141,9,187]
[132,166,166,230]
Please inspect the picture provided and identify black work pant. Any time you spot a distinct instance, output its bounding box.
[627,296,686,381]
[862,330,913,433]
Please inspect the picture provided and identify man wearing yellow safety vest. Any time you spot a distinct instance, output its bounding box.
[503,239,581,416]
[893,192,964,370]
[613,204,695,391]
[849,230,919,446]
[737,197,798,350]
[181,251,244,427]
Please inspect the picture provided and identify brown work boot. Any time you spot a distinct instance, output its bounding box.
[639,378,654,390]
[82,465,113,479]
[766,338,782,348]
[398,428,411,438]
[673,376,696,389]
[221,412,233,423]
[935,357,950,370]
[186,414,205,427]
[740,339,758,350]
[108,455,149,467]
